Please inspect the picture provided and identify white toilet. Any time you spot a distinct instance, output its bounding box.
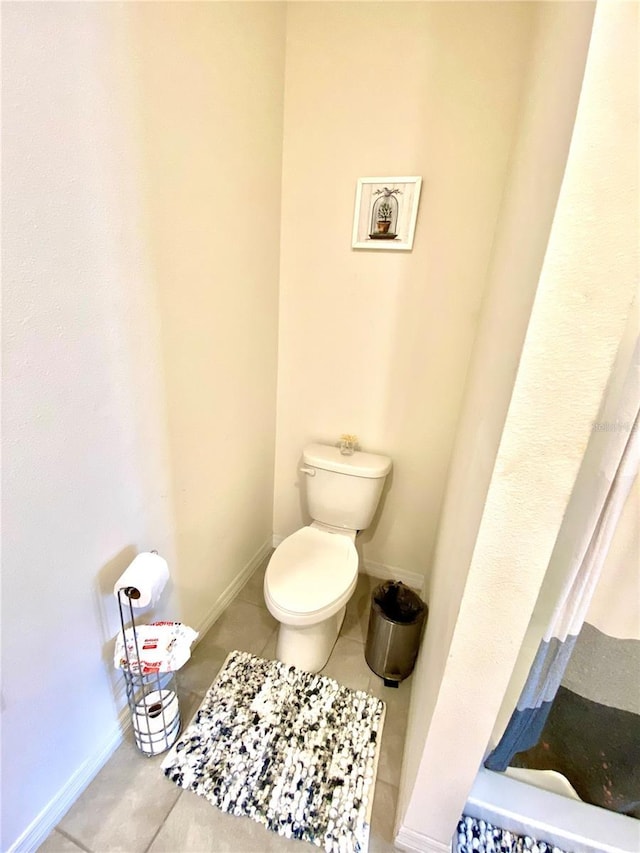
[264,442,392,673]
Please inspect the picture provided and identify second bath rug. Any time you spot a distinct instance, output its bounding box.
[161,649,386,852]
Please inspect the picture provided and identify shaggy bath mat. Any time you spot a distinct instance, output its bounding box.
[456,816,571,853]
[162,650,386,852]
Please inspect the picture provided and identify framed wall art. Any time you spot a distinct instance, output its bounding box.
[351,176,422,251]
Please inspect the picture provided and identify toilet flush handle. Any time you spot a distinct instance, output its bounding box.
[299,466,316,477]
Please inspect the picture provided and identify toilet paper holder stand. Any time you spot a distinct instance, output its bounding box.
[116,588,181,757]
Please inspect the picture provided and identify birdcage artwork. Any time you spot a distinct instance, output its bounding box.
[352,176,422,251]
[370,188,401,239]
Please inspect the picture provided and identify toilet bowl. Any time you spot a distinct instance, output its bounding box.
[264,442,392,673]
[264,524,358,672]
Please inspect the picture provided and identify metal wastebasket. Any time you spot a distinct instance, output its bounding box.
[365,581,427,687]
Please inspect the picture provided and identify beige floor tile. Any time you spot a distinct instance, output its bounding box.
[176,646,226,699]
[367,672,412,725]
[366,667,412,788]
[57,740,181,853]
[177,688,209,731]
[236,554,271,607]
[258,631,278,661]
[37,829,88,853]
[202,598,278,657]
[369,780,399,852]
[321,635,371,692]
[178,600,278,695]
[341,573,379,644]
[147,789,313,853]
[375,714,406,789]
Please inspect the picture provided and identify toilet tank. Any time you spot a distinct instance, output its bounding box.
[302,443,392,531]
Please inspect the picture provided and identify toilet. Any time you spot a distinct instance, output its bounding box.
[264,442,392,672]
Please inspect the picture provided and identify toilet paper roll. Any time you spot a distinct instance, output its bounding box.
[134,716,180,754]
[113,552,169,609]
[133,690,179,736]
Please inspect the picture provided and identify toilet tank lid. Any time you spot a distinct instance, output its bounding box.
[303,443,392,478]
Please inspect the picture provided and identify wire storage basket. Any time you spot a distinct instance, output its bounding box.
[116,588,181,757]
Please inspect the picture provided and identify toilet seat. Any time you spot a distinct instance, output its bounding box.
[264,526,358,627]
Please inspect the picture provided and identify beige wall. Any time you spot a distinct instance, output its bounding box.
[273,1,536,583]
[126,2,286,629]
[2,5,173,848]
[397,0,638,846]
[1,3,285,849]
[397,1,597,826]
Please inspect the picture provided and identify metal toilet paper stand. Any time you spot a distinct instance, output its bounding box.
[116,587,181,757]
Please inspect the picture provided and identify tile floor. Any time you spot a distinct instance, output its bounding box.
[39,560,412,852]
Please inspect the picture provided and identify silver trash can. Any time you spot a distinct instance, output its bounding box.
[365,581,427,687]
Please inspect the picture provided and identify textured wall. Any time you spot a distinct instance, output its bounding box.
[398,0,638,844]
[125,2,286,629]
[1,3,285,849]
[273,1,535,583]
[1,6,174,848]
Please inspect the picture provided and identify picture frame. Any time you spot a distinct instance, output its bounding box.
[351,176,422,251]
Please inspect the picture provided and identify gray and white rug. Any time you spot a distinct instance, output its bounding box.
[162,650,386,852]
[456,816,571,853]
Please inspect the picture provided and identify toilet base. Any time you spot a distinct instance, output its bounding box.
[275,606,346,673]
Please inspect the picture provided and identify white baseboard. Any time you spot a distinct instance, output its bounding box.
[395,825,452,853]
[196,539,273,640]
[272,534,424,591]
[361,558,424,591]
[10,539,273,853]
[8,705,131,853]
